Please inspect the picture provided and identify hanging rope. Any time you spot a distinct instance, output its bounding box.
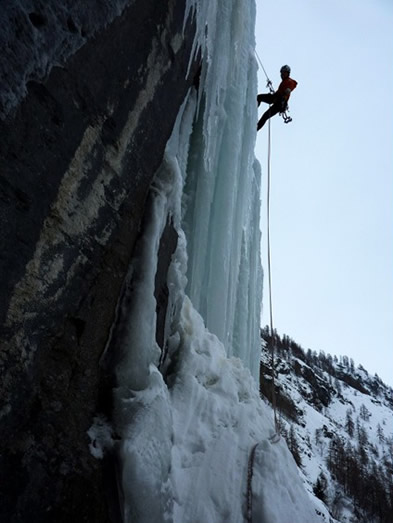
[246,443,258,523]
[266,118,279,435]
[255,49,274,92]
[254,46,281,435]
[255,47,280,435]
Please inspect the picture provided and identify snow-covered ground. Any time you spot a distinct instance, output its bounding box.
[112,294,318,522]
[261,339,393,523]
[133,298,317,523]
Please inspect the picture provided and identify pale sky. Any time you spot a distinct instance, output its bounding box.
[255,0,393,386]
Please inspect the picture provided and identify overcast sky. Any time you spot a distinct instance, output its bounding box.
[255,0,393,386]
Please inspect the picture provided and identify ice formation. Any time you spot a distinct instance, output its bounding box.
[182,0,263,376]
[111,0,318,522]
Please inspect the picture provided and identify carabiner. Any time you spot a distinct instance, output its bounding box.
[280,112,292,124]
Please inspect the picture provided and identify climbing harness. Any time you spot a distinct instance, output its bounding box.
[255,49,293,125]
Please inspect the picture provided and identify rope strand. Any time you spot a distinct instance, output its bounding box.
[255,49,270,83]
[246,443,259,523]
[255,47,279,435]
[266,115,279,434]
[255,49,274,92]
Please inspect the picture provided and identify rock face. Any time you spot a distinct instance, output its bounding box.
[0,1,199,521]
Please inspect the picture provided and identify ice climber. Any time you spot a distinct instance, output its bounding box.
[257,65,297,130]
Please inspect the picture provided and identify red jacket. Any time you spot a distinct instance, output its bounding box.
[276,77,297,101]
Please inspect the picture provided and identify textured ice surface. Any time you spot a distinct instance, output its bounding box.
[112,0,318,521]
[183,0,263,379]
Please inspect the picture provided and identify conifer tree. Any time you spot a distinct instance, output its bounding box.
[313,472,328,502]
[345,409,355,438]
[288,424,302,467]
[377,423,385,444]
[359,403,371,422]
[334,377,342,396]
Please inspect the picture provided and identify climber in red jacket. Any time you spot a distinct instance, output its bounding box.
[257,65,297,130]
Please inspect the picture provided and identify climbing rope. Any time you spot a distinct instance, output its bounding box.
[255,47,280,435]
[246,443,258,523]
[255,49,274,92]
[266,117,279,435]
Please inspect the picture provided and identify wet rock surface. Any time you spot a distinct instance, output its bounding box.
[0,0,199,521]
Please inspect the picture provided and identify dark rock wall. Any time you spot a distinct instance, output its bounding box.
[0,1,199,521]
[0,0,132,120]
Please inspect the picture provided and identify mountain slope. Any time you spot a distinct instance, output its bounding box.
[260,328,393,523]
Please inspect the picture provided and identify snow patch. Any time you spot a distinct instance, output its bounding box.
[87,416,115,459]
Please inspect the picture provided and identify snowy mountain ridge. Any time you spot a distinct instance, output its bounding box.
[260,328,393,523]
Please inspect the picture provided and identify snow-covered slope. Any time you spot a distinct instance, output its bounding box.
[113,300,317,523]
[90,1,322,522]
[260,329,393,523]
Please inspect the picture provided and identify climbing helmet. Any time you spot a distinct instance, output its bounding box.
[280,65,291,74]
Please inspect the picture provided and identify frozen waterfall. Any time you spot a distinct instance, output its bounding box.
[182,0,263,377]
[104,1,319,522]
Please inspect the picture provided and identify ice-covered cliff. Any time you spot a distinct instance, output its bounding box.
[108,1,318,522]
[0,0,200,520]
[1,0,319,521]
